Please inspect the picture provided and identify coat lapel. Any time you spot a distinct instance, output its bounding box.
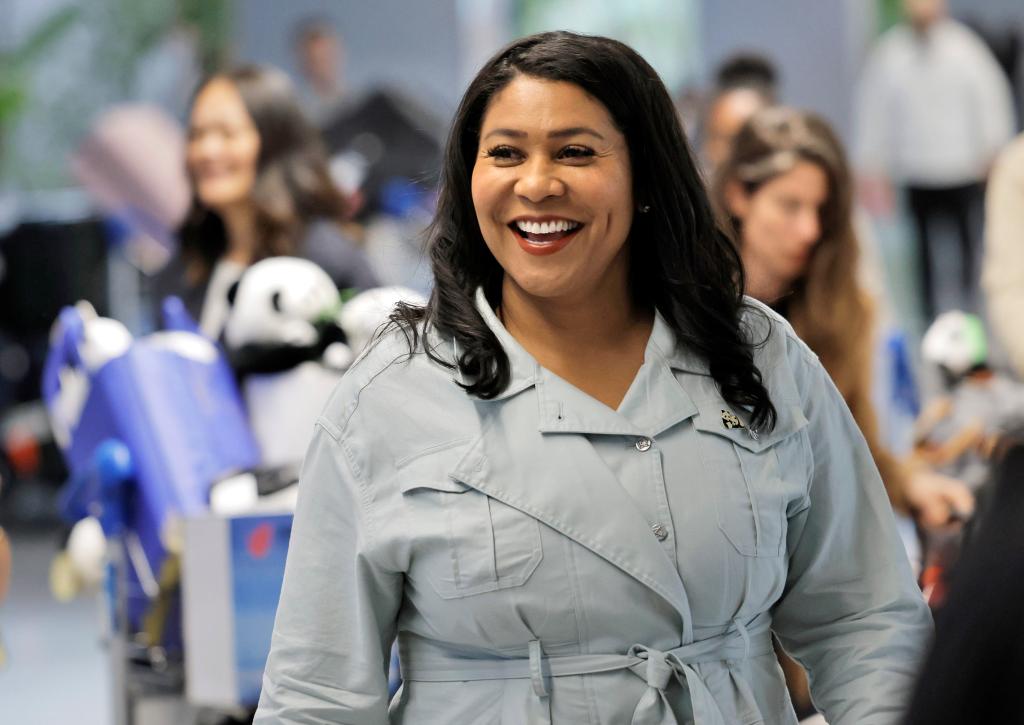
[450,393,696,640]
[462,286,708,638]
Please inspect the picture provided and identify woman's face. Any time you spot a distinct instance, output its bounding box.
[727,160,828,291]
[471,75,634,306]
[186,78,261,213]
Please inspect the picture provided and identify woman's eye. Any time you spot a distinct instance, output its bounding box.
[483,145,522,163]
[187,126,211,142]
[558,145,595,161]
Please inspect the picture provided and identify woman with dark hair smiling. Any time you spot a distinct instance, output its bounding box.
[256,32,930,724]
[153,64,377,338]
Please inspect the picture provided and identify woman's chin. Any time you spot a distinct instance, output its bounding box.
[503,271,583,303]
[197,187,250,213]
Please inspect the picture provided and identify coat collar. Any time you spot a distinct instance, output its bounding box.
[472,287,540,401]
[472,287,702,437]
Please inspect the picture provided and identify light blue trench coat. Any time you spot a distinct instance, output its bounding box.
[255,288,932,724]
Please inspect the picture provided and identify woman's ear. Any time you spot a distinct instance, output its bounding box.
[723,180,751,220]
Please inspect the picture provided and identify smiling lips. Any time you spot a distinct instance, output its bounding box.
[509,217,584,256]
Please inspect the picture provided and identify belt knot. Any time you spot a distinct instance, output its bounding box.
[628,645,683,691]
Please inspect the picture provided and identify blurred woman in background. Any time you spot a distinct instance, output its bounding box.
[712,107,972,528]
[712,107,972,718]
[152,64,378,338]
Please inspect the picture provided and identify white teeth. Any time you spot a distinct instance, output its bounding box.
[515,219,580,235]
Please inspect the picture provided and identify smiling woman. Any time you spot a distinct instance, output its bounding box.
[255,31,931,725]
[472,77,633,300]
[467,75,648,407]
[150,65,378,338]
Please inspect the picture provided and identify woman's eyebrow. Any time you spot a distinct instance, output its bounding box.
[482,126,606,141]
[482,128,527,140]
[548,126,605,140]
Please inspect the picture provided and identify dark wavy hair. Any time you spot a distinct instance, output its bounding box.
[178,65,347,280]
[394,31,776,432]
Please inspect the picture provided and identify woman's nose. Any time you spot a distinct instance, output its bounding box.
[189,132,222,160]
[513,159,566,203]
[796,210,820,246]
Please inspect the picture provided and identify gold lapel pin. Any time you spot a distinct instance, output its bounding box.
[721,410,744,430]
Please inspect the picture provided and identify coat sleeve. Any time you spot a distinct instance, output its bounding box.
[983,137,1024,379]
[255,420,401,724]
[771,342,932,725]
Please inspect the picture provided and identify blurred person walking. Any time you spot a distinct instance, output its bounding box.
[291,17,348,125]
[151,65,378,338]
[855,0,1015,320]
[701,54,777,174]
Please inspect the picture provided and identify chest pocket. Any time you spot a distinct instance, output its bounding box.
[693,402,809,558]
[395,448,543,599]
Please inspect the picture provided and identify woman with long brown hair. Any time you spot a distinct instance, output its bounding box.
[713,105,969,721]
[712,106,972,526]
[153,64,378,337]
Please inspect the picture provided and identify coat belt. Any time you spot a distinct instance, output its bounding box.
[400,614,773,724]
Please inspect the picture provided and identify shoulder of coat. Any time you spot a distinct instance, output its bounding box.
[740,296,820,378]
[319,321,459,433]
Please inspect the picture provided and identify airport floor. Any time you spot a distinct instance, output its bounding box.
[1,528,112,724]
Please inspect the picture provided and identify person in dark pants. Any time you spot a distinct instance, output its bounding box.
[855,0,1014,321]
[906,182,985,319]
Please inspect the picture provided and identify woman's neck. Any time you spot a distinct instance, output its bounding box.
[218,203,257,265]
[497,273,653,410]
[498,275,651,366]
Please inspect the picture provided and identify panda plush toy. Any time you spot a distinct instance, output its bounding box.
[224,257,352,376]
[213,257,424,513]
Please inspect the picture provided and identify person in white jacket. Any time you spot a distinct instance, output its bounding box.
[855,0,1015,319]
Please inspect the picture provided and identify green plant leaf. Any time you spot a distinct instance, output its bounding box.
[0,85,27,121]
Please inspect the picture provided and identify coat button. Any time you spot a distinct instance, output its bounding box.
[635,437,652,452]
[652,523,669,541]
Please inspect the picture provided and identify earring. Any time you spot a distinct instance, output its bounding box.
[638,204,651,214]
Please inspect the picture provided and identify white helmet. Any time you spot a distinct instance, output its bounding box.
[922,310,988,378]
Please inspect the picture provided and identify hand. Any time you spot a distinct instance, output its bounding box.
[905,470,975,529]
